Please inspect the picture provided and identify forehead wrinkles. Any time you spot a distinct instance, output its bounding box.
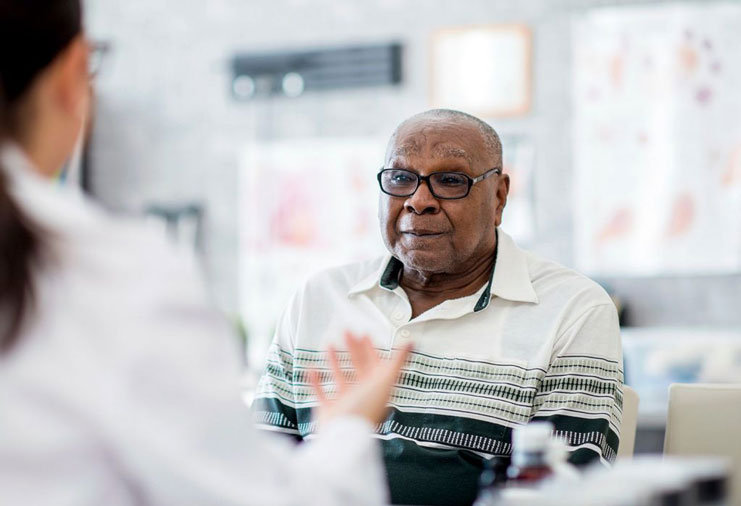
[389,126,425,155]
[389,135,472,165]
[392,140,423,158]
[430,144,471,165]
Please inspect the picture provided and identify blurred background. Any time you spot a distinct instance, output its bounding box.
[79,0,740,454]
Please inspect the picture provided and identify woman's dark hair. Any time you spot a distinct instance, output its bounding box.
[0,0,82,107]
[0,0,82,354]
[0,113,43,354]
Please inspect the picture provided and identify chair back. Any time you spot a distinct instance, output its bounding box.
[617,385,639,460]
[665,383,741,505]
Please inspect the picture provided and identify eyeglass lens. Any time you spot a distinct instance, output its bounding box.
[380,169,470,199]
[88,42,110,78]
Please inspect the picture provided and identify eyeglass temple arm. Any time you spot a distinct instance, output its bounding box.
[472,167,502,184]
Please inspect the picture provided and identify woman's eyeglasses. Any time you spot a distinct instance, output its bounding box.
[88,41,111,79]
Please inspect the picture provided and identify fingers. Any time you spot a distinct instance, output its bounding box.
[331,331,412,401]
[307,369,328,407]
[393,340,414,363]
[344,332,367,377]
[344,331,379,377]
[327,345,347,393]
[360,334,380,367]
[315,338,413,427]
[383,341,413,384]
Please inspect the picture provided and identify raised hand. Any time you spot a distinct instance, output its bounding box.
[307,331,412,428]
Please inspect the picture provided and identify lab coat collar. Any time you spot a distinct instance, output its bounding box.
[1,142,98,232]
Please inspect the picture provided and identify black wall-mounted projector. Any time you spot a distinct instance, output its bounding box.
[230,42,402,100]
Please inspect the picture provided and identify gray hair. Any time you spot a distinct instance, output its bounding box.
[387,109,503,165]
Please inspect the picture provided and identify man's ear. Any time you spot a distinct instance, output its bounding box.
[49,36,88,117]
[494,173,510,227]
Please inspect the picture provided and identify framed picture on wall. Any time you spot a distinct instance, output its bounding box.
[238,138,388,366]
[430,24,532,117]
[572,4,741,276]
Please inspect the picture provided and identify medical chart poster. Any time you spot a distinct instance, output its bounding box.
[573,3,741,276]
[500,135,536,245]
[238,139,387,364]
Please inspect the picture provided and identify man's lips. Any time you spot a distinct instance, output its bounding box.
[400,229,447,236]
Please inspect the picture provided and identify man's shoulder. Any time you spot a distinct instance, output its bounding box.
[301,255,388,295]
[525,250,613,308]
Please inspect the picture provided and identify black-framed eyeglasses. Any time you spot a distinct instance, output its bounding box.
[88,41,111,79]
[377,167,501,200]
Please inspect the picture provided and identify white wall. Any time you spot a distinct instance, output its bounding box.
[85,0,741,329]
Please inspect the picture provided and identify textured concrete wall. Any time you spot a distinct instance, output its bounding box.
[84,0,740,326]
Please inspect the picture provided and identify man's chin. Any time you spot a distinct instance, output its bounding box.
[396,249,454,274]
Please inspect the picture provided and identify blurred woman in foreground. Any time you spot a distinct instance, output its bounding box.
[0,1,410,504]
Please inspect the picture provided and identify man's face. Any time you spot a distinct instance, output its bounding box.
[378,118,509,274]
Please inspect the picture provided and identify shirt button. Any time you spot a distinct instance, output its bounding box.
[399,329,411,338]
[393,311,405,321]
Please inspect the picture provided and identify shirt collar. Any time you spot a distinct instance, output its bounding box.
[347,228,538,309]
[489,229,539,305]
[347,256,395,296]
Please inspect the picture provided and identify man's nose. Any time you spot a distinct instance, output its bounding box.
[404,179,440,215]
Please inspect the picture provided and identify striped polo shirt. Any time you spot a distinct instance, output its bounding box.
[253,229,623,506]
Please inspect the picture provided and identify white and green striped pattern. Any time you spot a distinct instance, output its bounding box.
[254,342,623,463]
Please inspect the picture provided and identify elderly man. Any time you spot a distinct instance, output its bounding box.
[254,109,623,506]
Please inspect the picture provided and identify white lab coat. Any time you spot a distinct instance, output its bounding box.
[0,145,387,506]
